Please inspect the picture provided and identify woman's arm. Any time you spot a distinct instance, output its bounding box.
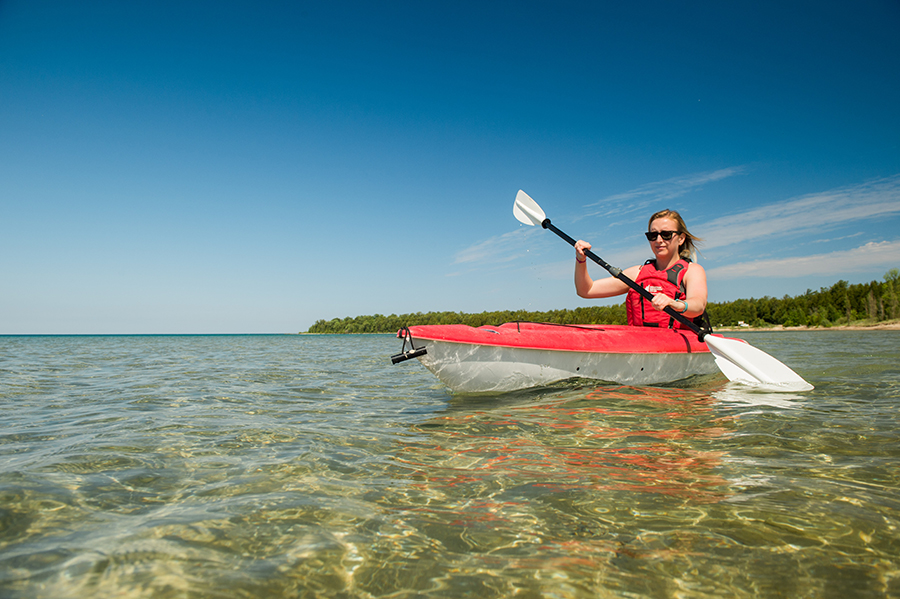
[574,240,636,298]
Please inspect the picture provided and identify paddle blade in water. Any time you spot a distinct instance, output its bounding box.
[513,190,546,226]
[704,335,814,391]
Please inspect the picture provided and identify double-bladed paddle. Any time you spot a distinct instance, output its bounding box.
[514,190,814,391]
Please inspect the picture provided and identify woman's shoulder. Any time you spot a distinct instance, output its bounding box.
[622,264,643,279]
[684,260,705,272]
[684,261,707,281]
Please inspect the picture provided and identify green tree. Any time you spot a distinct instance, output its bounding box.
[885,269,899,319]
[306,269,900,333]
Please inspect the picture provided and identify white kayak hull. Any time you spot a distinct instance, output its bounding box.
[411,337,719,394]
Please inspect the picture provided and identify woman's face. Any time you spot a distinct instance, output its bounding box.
[647,217,685,259]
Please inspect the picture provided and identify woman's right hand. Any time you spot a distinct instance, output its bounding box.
[574,240,592,262]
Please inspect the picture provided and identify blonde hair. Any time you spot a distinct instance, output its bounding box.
[648,209,702,261]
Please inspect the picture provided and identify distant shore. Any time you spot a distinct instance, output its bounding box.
[302,322,900,335]
[717,322,900,332]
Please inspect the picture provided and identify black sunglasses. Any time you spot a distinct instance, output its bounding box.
[645,230,680,241]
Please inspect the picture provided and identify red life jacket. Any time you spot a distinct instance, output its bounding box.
[626,259,691,329]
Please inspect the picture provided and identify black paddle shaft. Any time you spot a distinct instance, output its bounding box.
[541,218,706,339]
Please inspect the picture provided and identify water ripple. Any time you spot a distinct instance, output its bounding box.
[1,333,898,598]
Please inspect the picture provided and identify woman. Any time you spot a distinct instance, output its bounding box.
[574,209,708,328]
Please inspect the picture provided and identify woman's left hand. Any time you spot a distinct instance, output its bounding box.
[651,293,678,313]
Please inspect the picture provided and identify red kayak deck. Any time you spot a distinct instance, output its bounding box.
[404,323,709,354]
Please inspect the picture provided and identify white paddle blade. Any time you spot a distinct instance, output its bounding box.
[513,190,546,226]
[705,335,814,391]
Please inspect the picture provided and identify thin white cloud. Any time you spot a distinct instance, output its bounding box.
[518,239,661,283]
[809,231,865,244]
[582,166,746,219]
[453,228,539,265]
[454,225,645,273]
[455,168,747,268]
[706,240,900,279]
[701,175,900,250]
[528,259,574,281]
[455,174,900,275]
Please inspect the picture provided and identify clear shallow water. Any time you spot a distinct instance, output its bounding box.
[0,332,898,598]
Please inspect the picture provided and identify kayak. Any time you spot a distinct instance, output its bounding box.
[392,322,729,393]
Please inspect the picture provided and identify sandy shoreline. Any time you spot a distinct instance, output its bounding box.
[716,322,900,332]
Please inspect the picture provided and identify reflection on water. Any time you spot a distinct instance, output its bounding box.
[399,386,730,503]
[1,333,899,598]
[712,383,805,409]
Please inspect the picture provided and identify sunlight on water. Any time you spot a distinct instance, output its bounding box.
[1,332,899,597]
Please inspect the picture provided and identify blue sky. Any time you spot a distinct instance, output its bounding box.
[2,0,898,334]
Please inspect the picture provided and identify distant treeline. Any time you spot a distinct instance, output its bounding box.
[306,269,900,334]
